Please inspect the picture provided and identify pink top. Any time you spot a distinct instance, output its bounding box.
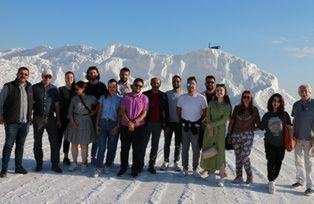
[120,92,149,127]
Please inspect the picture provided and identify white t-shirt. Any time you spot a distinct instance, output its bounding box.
[177,93,208,122]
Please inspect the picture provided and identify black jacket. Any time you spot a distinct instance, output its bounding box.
[3,79,33,124]
[143,90,169,127]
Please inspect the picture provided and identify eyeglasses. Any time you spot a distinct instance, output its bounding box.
[133,84,143,88]
[19,73,29,76]
[187,83,196,87]
[44,75,52,79]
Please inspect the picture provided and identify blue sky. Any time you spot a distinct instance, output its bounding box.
[1,0,313,97]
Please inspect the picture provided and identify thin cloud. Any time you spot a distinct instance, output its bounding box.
[272,37,288,44]
[286,47,314,58]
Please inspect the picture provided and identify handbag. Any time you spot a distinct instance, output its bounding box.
[202,145,218,159]
[225,133,233,150]
[225,111,236,151]
[284,126,297,152]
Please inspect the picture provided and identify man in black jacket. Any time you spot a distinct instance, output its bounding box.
[0,67,33,178]
[141,77,169,174]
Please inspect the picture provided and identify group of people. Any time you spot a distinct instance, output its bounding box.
[0,66,313,196]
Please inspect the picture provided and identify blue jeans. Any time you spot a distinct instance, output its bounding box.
[96,119,119,168]
[2,123,29,171]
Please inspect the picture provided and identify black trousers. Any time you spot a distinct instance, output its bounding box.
[57,120,70,155]
[141,122,162,167]
[119,125,145,174]
[163,122,182,163]
[265,141,285,182]
[33,116,60,166]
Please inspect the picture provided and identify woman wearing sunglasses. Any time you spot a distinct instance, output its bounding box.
[228,90,260,184]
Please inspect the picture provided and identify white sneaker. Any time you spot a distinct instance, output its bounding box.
[268,181,275,194]
[173,162,181,172]
[218,178,225,187]
[68,162,78,172]
[193,170,202,178]
[160,161,169,170]
[92,168,101,178]
[179,169,189,177]
[81,164,88,173]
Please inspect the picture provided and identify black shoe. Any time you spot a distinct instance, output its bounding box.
[131,171,138,178]
[51,165,63,173]
[15,167,28,174]
[304,188,314,196]
[117,168,127,176]
[148,166,156,174]
[91,158,96,166]
[0,170,7,178]
[63,158,71,166]
[292,182,303,188]
[35,163,43,172]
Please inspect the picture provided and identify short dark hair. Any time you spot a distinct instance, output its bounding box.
[187,76,197,83]
[172,75,181,81]
[65,71,74,77]
[18,67,29,74]
[108,78,117,84]
[267,93,285,113]
[133,78,144,85]
[76,80,87,89]
[120,67,130,73]
[86,66,100,80]
[205,75,215,81]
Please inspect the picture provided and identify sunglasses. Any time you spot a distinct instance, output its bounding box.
[133,84,143,88]
[243,96,251,99]
[44,75,52,79]
[187,82,196,87]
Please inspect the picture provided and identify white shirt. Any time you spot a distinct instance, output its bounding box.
[177,93,207,122]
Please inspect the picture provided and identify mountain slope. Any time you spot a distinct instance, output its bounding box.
[0,44,295,112]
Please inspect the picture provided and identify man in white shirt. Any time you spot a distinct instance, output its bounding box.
[177,76,207,177]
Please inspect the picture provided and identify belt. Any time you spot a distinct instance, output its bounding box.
[181,123,200,127]
[102,118,116,122]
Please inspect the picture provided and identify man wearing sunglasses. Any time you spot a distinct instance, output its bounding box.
[118,78,149,178]
[202,75,216,103]
[291,84,314,196]
[32,68,62,173]
[160,75,183,171]
[0,67,33,178]
[177,76,207,177]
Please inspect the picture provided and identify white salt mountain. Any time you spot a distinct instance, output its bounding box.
[1,45,312,203]
[0,44,294,112]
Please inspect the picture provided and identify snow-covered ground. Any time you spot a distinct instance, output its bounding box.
[0,127,313,204]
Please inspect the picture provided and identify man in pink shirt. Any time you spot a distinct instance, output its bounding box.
[118,78,149,178]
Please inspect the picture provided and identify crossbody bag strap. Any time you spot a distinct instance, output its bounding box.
[79,96,92,114]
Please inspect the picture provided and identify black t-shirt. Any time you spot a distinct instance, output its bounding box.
[85,81,108,100]
[258,111,292,146]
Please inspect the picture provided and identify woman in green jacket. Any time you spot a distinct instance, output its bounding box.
[200,84,231,187]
